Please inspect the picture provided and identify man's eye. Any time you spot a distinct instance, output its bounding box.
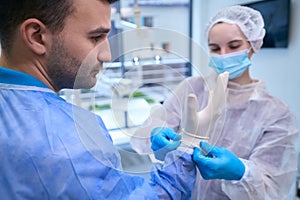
[92,35,104,42]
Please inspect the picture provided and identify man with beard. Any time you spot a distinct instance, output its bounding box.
[0,0,197,199]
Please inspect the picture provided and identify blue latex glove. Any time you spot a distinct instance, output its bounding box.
[151,127,182,161]
[193,141,245,180]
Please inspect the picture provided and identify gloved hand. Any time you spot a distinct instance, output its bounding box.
[151,127,182,161]
[182,72,229,139]
[193,141,245,180]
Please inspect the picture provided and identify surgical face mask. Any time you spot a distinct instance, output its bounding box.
[209,49,251,79]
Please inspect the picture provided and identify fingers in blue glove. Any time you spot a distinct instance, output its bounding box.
[152,127,182,141]
[151,127,182,151]
[150,127,182,161]
[193,142,245,180]
[199,141,216,157]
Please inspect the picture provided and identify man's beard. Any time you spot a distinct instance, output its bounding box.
[46,37,96,91]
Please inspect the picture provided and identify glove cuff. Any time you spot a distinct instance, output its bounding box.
[181,128,209,140]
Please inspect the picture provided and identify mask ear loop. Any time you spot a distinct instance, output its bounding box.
[247,40,254,56]
[248,47,254,59]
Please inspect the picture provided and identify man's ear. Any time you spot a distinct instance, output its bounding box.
[20,18,50,55]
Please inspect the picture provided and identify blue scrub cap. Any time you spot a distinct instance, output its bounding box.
[206,5,266,52]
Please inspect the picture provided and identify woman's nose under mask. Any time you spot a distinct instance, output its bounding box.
[209,49,251,79]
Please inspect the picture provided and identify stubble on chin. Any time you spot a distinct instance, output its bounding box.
[74,63,99,89]
[46,38,89,91]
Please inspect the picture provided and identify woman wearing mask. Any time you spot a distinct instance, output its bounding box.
[131,5,299,199]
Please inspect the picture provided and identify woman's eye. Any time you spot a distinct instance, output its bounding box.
[229,46,240,49]
[210,48,220,53]
[209,46,220,51]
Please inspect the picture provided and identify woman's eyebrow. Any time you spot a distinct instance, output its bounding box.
[208,43,219,47]
[228,39,244,45]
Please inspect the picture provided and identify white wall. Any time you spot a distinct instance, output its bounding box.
[140,6,189,36]
[192,0,300,128]
[118,5,191,61]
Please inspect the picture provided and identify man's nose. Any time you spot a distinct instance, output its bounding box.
[97,39,111,62]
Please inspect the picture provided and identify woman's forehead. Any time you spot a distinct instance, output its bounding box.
[208,23,247,43]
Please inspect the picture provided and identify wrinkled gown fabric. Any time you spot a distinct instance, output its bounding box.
[0,67,196,200]
[131,76,299,200]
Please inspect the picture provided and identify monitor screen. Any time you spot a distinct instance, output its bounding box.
[242,0,290,48]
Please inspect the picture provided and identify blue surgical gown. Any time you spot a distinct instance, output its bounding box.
[132,76,299,200]
[0,67,196,199]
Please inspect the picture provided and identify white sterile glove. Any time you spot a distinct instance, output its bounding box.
[181,72,229,148]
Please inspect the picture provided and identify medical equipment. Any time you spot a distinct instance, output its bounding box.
[209,49,251,79]
[180,72,228,151]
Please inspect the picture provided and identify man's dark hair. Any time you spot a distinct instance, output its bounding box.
[0,0,118,54]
